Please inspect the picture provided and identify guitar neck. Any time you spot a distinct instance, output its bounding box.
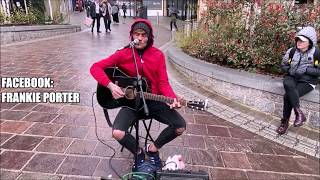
[143,92,187,106]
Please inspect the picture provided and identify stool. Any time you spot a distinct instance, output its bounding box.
[121,117,154,152]
[103,108,154,152]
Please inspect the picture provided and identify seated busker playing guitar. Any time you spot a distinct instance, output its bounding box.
[90,19,187,171]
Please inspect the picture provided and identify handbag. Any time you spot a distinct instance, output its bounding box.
[84,17,93,27]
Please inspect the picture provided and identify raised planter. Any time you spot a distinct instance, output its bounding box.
[167,45,320,129]
[0,24,81,45]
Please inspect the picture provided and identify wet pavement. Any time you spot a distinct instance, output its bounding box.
[1,12,319,180]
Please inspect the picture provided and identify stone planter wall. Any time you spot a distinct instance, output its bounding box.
[0,25,81,45]
[167,45,320,129]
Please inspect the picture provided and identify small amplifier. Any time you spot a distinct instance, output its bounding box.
[156,170,209,180]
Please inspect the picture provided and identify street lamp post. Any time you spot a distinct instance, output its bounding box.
[135,0,137,17]
[185,0,192,37]
[23,0,28,14]
[48,0,53,21]
[129,0,131,17]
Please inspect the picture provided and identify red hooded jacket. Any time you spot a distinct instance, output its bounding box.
[90,19,176,98]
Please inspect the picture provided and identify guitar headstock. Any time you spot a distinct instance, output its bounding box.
[187,99,208,111]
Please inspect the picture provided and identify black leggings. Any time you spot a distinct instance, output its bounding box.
[113,101,186,154]
[170,21,178,31]
[92,14,101,32]
[103,17,111,31]
[112,13,119,23]
[282,76,314,119]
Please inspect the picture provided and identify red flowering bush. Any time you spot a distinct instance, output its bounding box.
[177,0,320,75]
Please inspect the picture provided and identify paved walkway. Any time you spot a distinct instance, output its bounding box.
[0,12,319,180]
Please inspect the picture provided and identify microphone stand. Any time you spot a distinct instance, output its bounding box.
[130,41,149,172]
[130,41,149,115]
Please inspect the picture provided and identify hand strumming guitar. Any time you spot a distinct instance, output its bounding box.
[107,82,125,99]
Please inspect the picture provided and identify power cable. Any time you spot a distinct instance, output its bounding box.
[91,92,121,179]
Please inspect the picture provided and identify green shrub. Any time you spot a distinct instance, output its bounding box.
[0,11,5,24]
[176,29,210,58]
[9,9,37,25]
[177,0,320,75]
[1,0,46,25]
[30,8,45,24]
[29,0,46,24]
[252,3,320,74]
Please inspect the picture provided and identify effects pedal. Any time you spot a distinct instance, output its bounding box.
[156,169,209,180]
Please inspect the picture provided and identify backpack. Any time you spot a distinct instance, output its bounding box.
[288,47,320,67]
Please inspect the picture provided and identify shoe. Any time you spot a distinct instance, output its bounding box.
[132,149,145,171]
[145,144,162,170]
[97,31,102,33]
[293,107,306,127]
[276,118,289,135]
[108,28,111,31]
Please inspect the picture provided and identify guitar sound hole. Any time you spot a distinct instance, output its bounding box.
[124,86,136,100]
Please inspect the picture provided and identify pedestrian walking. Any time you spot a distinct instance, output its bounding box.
[72,0,76,11]
[122,3,127,18]
[76,0,84,12]
[90,0,102,33]
[169,6,178,31]
[101,0,112,32]
[111,3,119,23]
[85,0,91,17]
[277,26,320,135]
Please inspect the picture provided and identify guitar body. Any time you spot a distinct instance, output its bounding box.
[96,67,148,109]
[96,68,208,111]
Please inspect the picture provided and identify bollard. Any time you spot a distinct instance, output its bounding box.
[184,21,192,37]
[157,12,159,25]
[193,20,198,30]
[171,28,175,41]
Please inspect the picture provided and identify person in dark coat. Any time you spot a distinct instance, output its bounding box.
[122,3,127,18]
[168,6,178,31]
[85,0,91,17]
[90,0,102,33]
[111,3,119,23]
[101,0,112,32]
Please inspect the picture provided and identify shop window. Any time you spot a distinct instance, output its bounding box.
[295,0,308,4]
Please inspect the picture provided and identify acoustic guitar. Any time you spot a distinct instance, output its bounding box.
[96,67,208,111]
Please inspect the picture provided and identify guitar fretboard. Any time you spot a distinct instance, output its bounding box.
[143,92,187,106]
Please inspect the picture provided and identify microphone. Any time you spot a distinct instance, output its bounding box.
[129,39,139,47]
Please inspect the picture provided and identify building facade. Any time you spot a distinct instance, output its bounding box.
[165,0,198,20]
[1,0,318,24]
